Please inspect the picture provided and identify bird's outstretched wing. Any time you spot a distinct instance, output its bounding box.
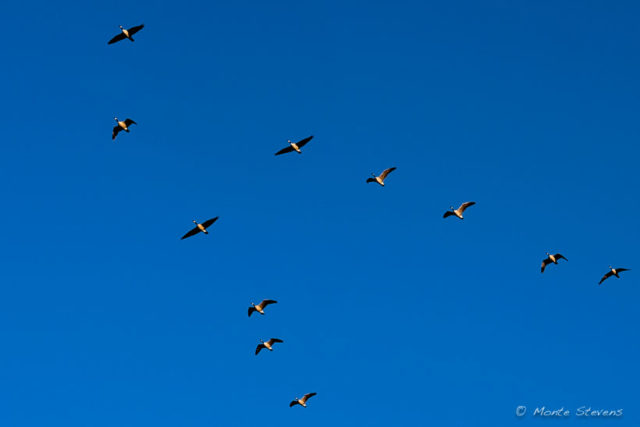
[123,118,136,126]
[275,145,295,156]
[379,167,396,180]
[443,211,455,218]
[459,201,476,212]
[260,299,277,308]
[616,268,630,273]
[295,135,314,148]
[301,392,317,403]
[128,24,144,35]
[541,258,551,273]
[248,306,257,317]
[201,217,219,229]
[554,254,567,261]
[599,271,613,285]
[268,338,283,345]
[108,33,126,44]
[255,344,265,355]
[289,400,299,407]
[112,125,121,140]
[366,178,376,183]
[181,226,201,240]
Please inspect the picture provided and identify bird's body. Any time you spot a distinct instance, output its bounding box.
[599,266,630,285]
[443,201,476,219]
[112,117,136,140]
[181,217,219,240]
[541,252,567,273]
[248,299,277,317]
[290,392,317,408]
[255,338,283,355]
[275,136,314,156]
[366,167,396,186]
[108,24,145,44]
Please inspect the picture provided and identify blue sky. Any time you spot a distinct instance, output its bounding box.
[0,1,638,425]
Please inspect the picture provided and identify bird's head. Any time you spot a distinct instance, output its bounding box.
[450,206,454,210]
[119,25,124,29]
[609,265,613,270]
[546,252,550,256]
[114,117,118,122]
[192,220,197,224]
[250,302,255,307]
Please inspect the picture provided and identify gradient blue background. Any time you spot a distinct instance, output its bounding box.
[0,1,638,425]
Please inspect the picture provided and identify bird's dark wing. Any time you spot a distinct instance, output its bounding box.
[201,217,219,229]
[181,226,201,240]
[599,271,613,284]
[379,167,397,180]
[108,33,126,44]
[275,145,295,156]
[289,401,298,407]
[295,135,314,148]
[302,392,317,402]
[616,268,630,273]
[555,254,567,261]
[443,211,454,218]
[366,178,376,183]
[112,125,121,140]
[124,118,136,126]
[248,307,256,317]
[255,344,265,355]
[541,258,550,273]
[459,201,476,212]
[261,299,277,307]
[128,24,144,35]
[270,338,283,344]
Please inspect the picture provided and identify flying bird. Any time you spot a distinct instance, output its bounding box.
[248,299,277,317]
[290,392,317,408]
[180,217,219,240]
[275,136,314,155]
[443,202,476,219]
[366,167,397,186]
[541,252,568,273]
[112,118,136,140]
[255,338,283,355]
[599,266,630,285]
[108,24,145,44]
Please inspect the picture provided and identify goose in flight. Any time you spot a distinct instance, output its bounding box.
[180,217,219,240]
[599,266,630,285]
[541,252,568,273]
[366,167,397,186]
[275,136,314,155]
[255,338,283,355]
[290,392,317,408]
[248,299,277,317]
[108,24,145,44]
[112,118,136,140]
[443,202,476,219]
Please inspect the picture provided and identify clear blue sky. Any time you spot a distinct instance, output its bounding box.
[0,1,638,425]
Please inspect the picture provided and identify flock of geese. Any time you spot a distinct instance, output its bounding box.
[106,23,631,411]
